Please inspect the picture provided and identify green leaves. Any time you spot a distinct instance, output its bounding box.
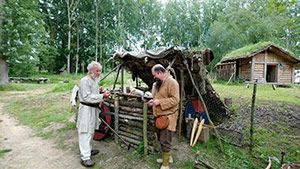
[2,0,57,76]
[1,0,299,75]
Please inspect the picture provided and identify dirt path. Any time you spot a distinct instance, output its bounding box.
[0,87,194,169]
[0,103,85,169]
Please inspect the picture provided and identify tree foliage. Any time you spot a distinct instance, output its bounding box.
[2,0,57,76]
[1,0,299,76]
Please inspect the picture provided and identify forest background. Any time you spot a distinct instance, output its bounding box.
[0,0,299,85]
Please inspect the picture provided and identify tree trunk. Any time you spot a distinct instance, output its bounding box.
[95,0,99,62]
[0,57,9,85]
[75,22,79,75]
[67,1,71,74]
[0,0,8,85]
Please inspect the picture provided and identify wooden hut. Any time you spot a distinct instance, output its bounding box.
[103,46,228,154]
[216,42,300,83]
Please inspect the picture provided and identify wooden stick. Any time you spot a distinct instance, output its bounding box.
[119,110,154,120]
[119,134,141,145]
[178,69,184,138]
[190,118,198,146]
[192,119,205,147]
[112,65,121,91]
[118,130,143,141]
[119,126,143,137]
[119,113,143,121]
[119,100,144,108]
[100,64,121,82]
[119,119,143,128]
[249,79,258,154]
[143,101,148,156]
[226,72,235,84]
[119,106,144,114]
[119,125,155,136]
[183,59,224,152]
[265,157,271,169]
[114,95,119,143]
[105,99,144,108]
[121,67,124,93]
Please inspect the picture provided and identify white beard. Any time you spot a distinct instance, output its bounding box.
[91,73,100,83]
[95,77,100,83]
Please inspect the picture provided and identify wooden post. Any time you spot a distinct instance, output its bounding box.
[178,69,184,138]
[143,101,148,156]
[136,76,139,88]
[114,95,119,143]
[264,51,267,82]
[249,78,257,154]
[100,64,121,82]
[121,67,124,93]
[113,66,121,91]
[251,58,255,82]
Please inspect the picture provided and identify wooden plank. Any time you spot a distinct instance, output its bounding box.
[250,59,254,81]
[143,101,148,156]
[114,95,119,143]
[178,69,184,138]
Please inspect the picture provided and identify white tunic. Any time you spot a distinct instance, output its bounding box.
[77,76,103,133]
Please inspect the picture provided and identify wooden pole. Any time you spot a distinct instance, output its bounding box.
[178,69,184,138]
[114,95,119,143]
[143,101,148,156]
[249,78,257,154]
[121,67,124,93]
[100,64,121,82]
[183,59,224,152]
[113,66,121,91]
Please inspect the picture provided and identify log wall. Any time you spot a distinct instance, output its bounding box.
[105,93,156,154]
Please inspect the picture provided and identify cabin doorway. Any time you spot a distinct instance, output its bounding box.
[266,65,277,82]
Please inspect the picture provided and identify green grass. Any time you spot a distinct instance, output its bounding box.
[1,78,299,168]
[5,92,73,138]
[193,137,263,169]
[212,83,300,105]
[0,149,12,158]
[0,83,50,91]
[253,127,300,165]
[221,42,297,62]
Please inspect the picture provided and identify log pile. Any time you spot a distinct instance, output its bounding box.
[9,77,49,83]
[105,93,156,154]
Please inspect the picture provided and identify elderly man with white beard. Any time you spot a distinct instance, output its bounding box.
[77,61,110,167]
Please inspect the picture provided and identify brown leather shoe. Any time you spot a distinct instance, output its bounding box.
[80,159,95,167]
[91,149,99,156]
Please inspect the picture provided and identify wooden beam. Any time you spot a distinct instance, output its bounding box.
[143,101,148,156]
[114,95,119,143]
[178,69,184,138]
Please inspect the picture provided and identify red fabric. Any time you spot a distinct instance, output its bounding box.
[192,98,204,113]
[93,105,111,140]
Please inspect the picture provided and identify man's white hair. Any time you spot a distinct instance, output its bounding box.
[87,61,102,73]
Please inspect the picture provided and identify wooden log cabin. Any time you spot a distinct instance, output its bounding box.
[216,42,300,83]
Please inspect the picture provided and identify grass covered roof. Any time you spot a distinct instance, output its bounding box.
[220,42,300,63]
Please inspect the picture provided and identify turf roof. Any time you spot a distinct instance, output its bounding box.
[220,42,299,63]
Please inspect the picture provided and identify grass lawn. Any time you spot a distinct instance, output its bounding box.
[1,75,299,168]
[213,82,300,105]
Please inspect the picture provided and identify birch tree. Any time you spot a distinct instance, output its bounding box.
[65,0,79,73]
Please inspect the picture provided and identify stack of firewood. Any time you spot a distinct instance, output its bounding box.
[105,94,157,153]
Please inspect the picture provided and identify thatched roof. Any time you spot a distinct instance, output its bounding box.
[113,46,228,124]
[220,42,300,63]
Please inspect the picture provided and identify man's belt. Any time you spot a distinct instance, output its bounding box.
[80,102,100,108]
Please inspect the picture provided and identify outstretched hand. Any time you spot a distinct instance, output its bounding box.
[103,90,110,98]
[147,99,160,107]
